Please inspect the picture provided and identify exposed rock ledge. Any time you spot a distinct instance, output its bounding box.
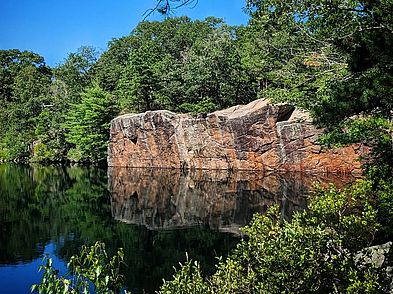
[108,99,367,173]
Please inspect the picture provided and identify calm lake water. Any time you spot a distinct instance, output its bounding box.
[0,164,354,293]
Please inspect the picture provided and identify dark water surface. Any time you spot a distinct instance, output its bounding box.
[0,164,354,293]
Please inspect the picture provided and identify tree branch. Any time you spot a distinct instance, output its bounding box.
[144,0,198,20]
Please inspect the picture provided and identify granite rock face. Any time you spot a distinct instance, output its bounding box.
[108,99,366,173]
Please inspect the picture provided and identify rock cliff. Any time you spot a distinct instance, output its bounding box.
[108,99,366,173]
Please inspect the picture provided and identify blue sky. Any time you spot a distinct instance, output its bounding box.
[0,0,249,67]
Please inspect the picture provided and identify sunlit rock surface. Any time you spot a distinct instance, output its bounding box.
[108,99,366,173]
[109,168,355,234]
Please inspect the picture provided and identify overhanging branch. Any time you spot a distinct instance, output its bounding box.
[143,0,198,19]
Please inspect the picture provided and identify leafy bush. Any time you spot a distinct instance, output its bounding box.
[302,180,379,251]
[160,255,209,294]
[30,142,59,163]
[159,183,392,294]
[366,163,393,242]
[31,242,128,294]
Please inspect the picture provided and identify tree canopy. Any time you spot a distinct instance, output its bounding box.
[0,50,52,160]
[245,0,393,123]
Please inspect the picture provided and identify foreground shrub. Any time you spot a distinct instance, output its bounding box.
[159,181,392,294]
[301,180,379,251]
[160,255,209,294]
[208,207,388,293]
[31,242,127,294]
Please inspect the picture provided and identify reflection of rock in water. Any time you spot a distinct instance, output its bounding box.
[108,168,355,234]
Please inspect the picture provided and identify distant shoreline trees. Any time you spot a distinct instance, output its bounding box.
[0,17,261,163]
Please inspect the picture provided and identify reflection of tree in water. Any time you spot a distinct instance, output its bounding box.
[0,164,238,293]
[0,164,356,293]
[0,164,110,265]
[0,164,50,264]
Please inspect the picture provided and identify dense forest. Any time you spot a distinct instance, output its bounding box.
[3,0,393,292]
[0,17,261,163]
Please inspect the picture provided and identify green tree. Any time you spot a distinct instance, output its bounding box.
[31,79,72,162]
[106,17,258,114]
[94,38,133,93]
[244,0,393,131]
[55,46,99,103]
[63,84,118,162]
[176,25,249,113]
[117,37,163,112]
[0,49,52,161]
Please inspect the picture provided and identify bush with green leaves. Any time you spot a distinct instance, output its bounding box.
[365,162,393,243]
[159,254,209,294]
[31,242,128,294]
[301,180,380,251]
[159,181,392,294]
